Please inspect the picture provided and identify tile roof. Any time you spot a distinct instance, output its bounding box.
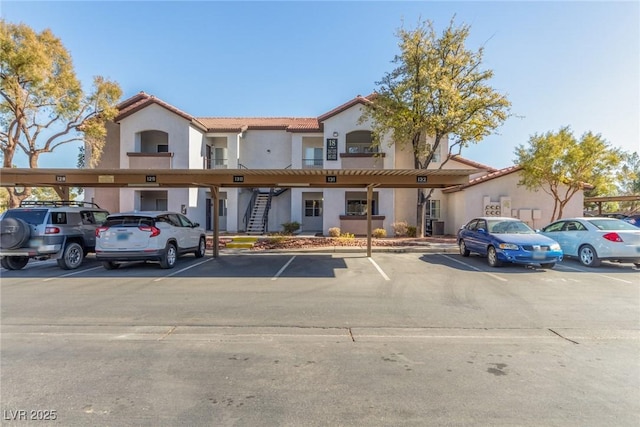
[115,92,208,131]
[317,94,375,122]
[197,117,321,133]
[448,155,498,173]
[442,165,523,193]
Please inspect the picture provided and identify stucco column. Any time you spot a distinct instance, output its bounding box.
[367,185,373,257]
[211,186,219,258]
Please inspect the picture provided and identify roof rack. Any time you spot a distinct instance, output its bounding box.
[19,200,102,208]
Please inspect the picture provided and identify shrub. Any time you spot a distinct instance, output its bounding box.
[372,228,387,238]
[338,232,355,240]
[391,221,409,237]
[407,226,417,238]
[281,221,301,235]
[328,227,341,237]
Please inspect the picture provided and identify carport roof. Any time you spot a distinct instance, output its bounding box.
[0,167,482,189]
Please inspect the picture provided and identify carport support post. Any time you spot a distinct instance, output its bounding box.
[367,185,373,257]
[211,186,219,258]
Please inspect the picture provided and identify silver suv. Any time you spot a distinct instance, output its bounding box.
[95,211,206,269]
[0,201,110,270]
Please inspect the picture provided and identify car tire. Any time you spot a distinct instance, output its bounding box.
[102,261,120,270]
[57,241,84,270]
[194,237,206,258]
[0,257,9,269]
[160,242,177,269]
[578,244,601,267]
[459,240,470,257]
[3,256,29,270]
[0,218,31,249]
[487,246,502,267]
[540,263,555,269]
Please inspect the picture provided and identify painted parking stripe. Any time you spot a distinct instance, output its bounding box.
[555,264,634,284]
[42,266,103,282]
[368,257,390,281]
[271,256,296,281]
[153,258,213,282]
[440,254,508,282]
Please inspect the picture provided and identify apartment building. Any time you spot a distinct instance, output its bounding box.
[85,92,583,235]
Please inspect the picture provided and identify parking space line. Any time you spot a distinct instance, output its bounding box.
[42,266,103,282]
[440,254,508,282]
[368,257,390,281]
[597,275,633,284]
[555,264,635,284]
[271,256,296,281]
[153,258,213,282]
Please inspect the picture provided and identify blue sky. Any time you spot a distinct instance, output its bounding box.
[3,1,639,170]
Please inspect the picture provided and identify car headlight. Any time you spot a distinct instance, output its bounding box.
[550,243,561,251]
[498,243,519,250]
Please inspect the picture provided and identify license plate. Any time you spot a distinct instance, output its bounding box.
[533,251,545,259]
[117,233,129,241]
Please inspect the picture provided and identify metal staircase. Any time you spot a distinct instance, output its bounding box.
[246,193,270,235]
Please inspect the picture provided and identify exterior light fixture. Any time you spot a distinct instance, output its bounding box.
[332,131,339,137]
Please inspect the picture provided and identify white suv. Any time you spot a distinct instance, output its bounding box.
[95,211,206,269]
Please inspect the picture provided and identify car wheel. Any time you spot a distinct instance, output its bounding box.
[578,244,601,267]
[3,256,29,270]
[487,246,502,267]
[102,261,120,270]
[459,240,470,257]
[0,257,9,269]
[57,242,84,270]
[160,242,177,269]
[540,263,555,269]
[0,218,31,249]
[194,237,206,258]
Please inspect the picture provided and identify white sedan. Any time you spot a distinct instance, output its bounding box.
[539,217,640,267]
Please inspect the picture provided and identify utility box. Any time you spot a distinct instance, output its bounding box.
[433,221,445,236]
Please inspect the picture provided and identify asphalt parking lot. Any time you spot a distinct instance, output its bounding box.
[1,250,639,426]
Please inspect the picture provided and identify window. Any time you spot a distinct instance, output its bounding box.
[427,200,441,219]
[346,200,376,216]
[218,199,227,217]
[51,212,67,225]
[425,144,441,162]
[157,144,169,153]
[305,200,323,217]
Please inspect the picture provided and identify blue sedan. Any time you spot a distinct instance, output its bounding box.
[457,217,563,269]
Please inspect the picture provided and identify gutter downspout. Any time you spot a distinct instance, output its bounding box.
[236,125,248,167]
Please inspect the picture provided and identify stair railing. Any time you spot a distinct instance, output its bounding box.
[242,189,258,232]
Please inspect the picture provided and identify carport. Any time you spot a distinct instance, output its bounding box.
[0,167,480,257]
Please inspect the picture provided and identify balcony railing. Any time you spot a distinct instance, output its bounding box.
[206,158,228,169]
[302,158,323,169]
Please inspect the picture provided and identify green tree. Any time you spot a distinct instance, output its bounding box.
[360,17,511,235]
[0,20,121,208]
[515,126,623,221]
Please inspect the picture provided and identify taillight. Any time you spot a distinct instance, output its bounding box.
[603,232,623,242]
[139,225,161,237]
[95,226,108,237]
[45,226,60,234]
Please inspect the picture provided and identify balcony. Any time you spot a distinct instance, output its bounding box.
[127,152,173,169]
[302,158,323,169]
[206,158,228,169]
[340,151,385,169]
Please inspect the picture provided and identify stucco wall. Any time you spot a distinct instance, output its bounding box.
[442,171,585,234]
[239,130,292,169]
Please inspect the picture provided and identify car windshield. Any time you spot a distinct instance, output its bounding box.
[3,209,48,225]
[105,216,154,227]
[487,220,535,234]
[587,219,639,231]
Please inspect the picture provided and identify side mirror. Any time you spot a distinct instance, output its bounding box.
[193,223,200,228]
[477,228,487,234]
